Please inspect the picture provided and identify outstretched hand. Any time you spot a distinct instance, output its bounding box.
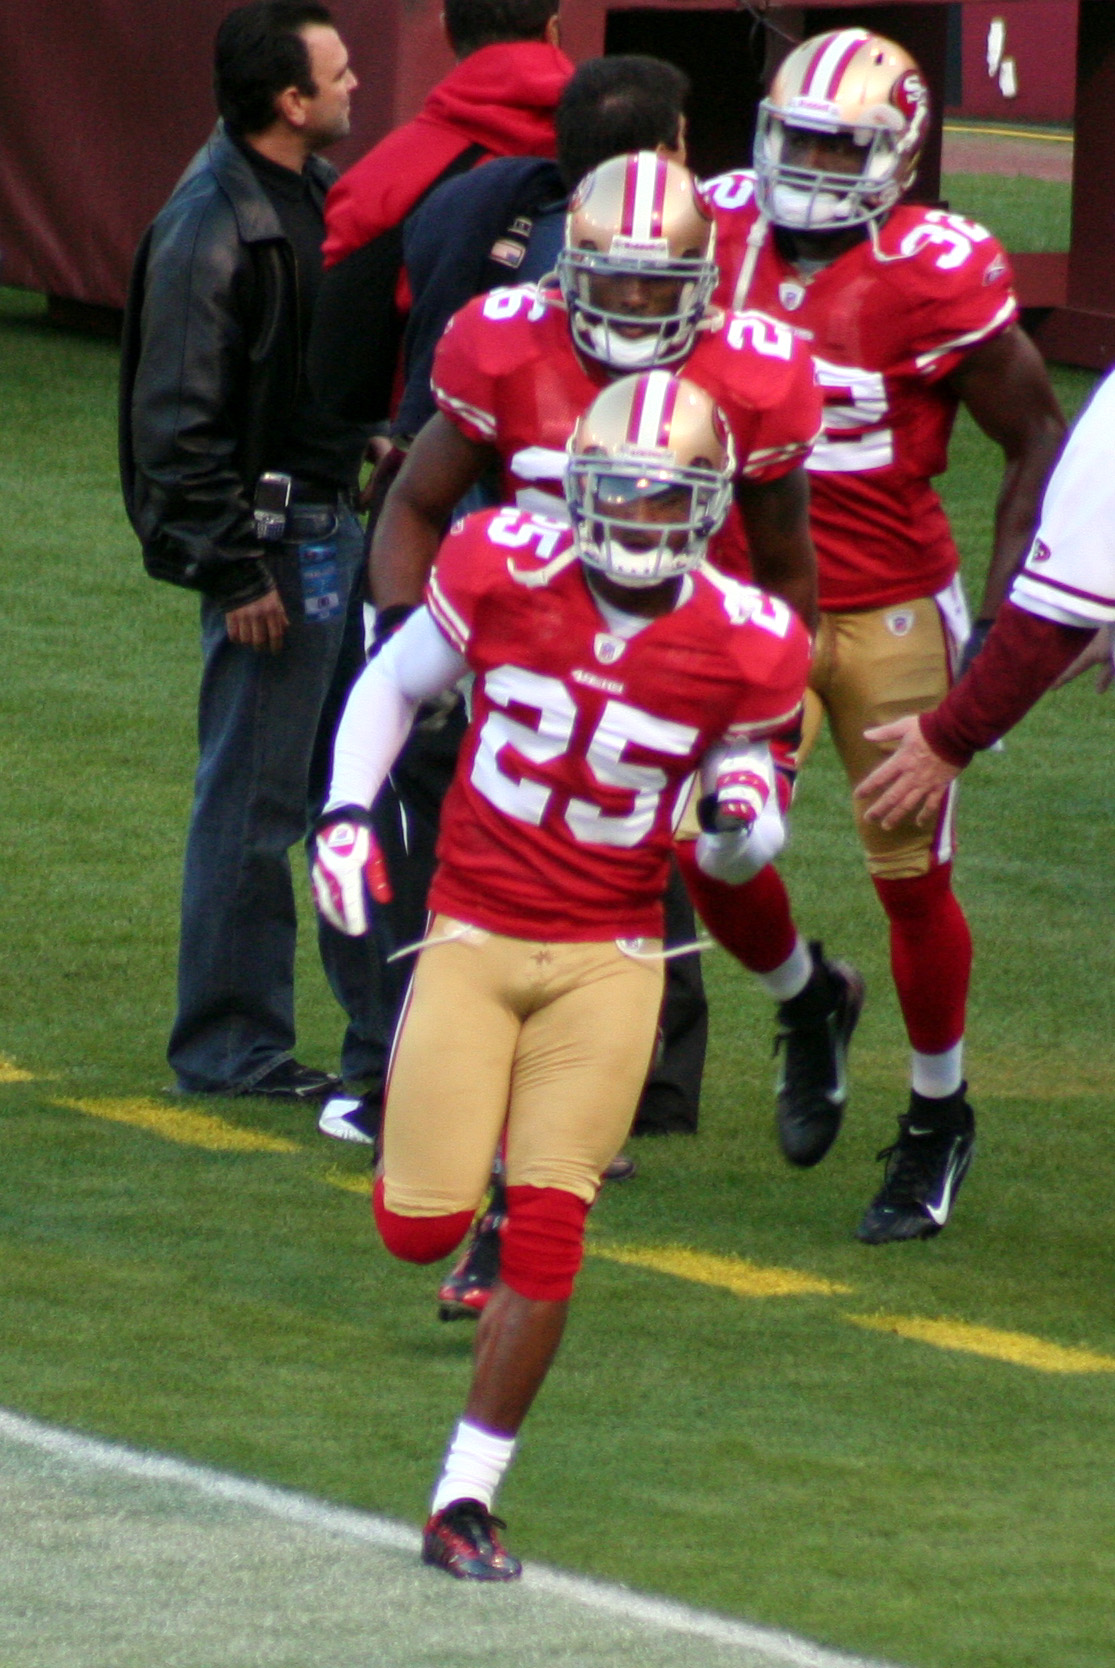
[1050,623,1115,693]
[855,715,961,830]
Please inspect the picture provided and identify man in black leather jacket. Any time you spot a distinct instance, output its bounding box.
[120,1,367,1100]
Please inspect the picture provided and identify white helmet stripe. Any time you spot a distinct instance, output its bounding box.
[801,27,871,99]
[628,370,677,450]
[622,152,666,239]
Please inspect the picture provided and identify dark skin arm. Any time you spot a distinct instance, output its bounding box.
[735,464,818,633]
[369,413,497,608]
[945,323,1065,621]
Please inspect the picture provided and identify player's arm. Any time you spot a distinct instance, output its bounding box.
[368,413,496,608]
[734,465,818,633]
[312,609,467,932]
[946,324,1065,632]
[694,739,786,884]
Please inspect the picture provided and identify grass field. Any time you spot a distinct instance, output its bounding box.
[2,169,1114,1668]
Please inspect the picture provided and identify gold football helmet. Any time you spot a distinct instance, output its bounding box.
[754,29,929,230]
[565,372,735,587]
[556,152,718,371]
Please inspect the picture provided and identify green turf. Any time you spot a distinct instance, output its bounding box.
[942,173,1071,252]
[2,272,1113,1668]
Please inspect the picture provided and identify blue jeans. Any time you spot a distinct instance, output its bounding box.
[168,504,364,1091]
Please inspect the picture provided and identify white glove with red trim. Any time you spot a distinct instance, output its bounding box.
[697,763,772,835]
[310,807,392,936]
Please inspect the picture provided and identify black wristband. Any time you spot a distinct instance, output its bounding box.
[371,602,417,655]
[314,803,371,837]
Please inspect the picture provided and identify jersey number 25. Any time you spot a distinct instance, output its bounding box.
[472,665,698,847]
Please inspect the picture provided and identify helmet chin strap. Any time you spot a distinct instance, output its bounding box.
[731,211,771,312]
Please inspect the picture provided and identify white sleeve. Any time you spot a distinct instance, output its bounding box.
[1010,368,1115,628]
[324,607,468,813]
[694,739,786,885]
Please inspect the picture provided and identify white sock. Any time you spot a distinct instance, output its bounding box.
[430,1419,517,1515]
[911,1043,964,1099]
[754,935,812,1003]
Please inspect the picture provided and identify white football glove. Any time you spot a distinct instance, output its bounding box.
[310,807,392,936]
[697,763,771,835]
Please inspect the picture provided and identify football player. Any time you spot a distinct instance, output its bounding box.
[311,373,812,1579]
[857,364,1115,823]
[374,150,865,1210]
[702,29,1066,1242]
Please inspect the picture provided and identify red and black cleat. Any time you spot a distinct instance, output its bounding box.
[437,1198,503,1322]
[422,1498,522,1581]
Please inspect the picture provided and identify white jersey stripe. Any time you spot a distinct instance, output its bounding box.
[432,383,498,440]
[426,571,470,652]
[913,297,1016,372]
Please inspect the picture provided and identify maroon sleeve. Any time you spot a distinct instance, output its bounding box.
[921,601,1094,766]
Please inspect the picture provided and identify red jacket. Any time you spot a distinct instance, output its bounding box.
[323,40,573,267]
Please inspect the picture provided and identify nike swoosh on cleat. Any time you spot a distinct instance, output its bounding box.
[924,1140,967,1226]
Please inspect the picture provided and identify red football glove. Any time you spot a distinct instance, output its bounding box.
[310,807,392,935]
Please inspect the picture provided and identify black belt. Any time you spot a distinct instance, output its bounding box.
[289,479,353,508]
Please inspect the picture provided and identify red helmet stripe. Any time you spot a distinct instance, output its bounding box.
[620,152,669,239]
[621,154,640,236]
[801,29,870,99]
[650,155,667,237]
[656,374,679,445]
[627,372,679,450]
[628,372,650,442]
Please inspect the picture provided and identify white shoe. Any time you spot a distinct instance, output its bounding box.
[318,1092,380,1145]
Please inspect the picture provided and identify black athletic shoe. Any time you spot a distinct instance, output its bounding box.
[774,943,865,1167]
[856,1088,976,1244]
[437,1188,505,1321]
[235,1060,341,1102]
[422,1498,522,1581]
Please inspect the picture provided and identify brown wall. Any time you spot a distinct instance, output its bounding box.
[0,0,1080,312]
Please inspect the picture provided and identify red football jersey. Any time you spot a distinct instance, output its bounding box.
[704,172,1018,611]
[431,283,821,581]
[423,507,811,940]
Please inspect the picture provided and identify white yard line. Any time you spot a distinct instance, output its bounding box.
[0,1406,902,1668]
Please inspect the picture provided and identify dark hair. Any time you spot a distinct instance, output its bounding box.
[444,0,558,57]
[555,55,690,190]
[215,1,334,136]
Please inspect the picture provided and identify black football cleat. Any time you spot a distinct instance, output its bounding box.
[437,1187,504,1321]
[857,1088,975,1244]
[235,1059,341,1102]
[774,943,865,1167]
[422,1499,522,1581]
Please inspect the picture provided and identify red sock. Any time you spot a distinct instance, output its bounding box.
[674,846,797,975]
[872,865,971,1054]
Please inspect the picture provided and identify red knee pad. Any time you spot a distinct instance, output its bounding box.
[500,1186,590,1303]
[372,1177,475,1265]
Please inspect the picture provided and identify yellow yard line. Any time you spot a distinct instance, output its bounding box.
[60,1098,301,1155]
[846,1312,1115,1374]
[0,1056,36,1084]
[593,1242,853,1299]
[943,121,1073,144]
[321,1166,372,1197]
